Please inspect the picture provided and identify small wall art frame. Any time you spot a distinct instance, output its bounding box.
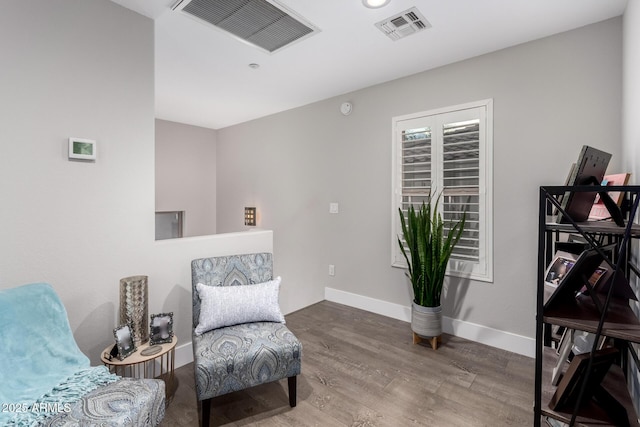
[68,137,96,161]
[549,347,618,411]
[113,323,136,360]
[150,312,174,345]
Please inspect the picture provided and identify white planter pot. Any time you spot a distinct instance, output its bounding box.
[411,303,442,338]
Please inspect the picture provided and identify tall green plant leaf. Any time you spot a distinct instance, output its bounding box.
[397,192,466,307]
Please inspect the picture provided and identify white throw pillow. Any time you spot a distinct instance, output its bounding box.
[195,276,285,336]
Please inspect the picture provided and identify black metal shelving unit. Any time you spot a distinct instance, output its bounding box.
[534,185,640,427]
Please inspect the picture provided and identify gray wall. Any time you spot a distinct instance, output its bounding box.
[0,0,273,366]
[156,119,217,237]
[217,17,623,339]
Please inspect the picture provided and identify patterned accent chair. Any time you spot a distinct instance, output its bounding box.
[191,253,302,427]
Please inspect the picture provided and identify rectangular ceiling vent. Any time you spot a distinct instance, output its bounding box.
[172,0,319,54]
[375,7,431,41]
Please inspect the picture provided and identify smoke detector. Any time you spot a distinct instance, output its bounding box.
[375,7,431,41]
[172,0,320,54]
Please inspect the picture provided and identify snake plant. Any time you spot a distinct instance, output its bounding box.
[398,193,466,307]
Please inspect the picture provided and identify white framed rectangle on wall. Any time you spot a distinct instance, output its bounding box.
[68,137,96,160]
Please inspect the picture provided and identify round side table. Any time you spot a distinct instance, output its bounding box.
[101,336,178,404]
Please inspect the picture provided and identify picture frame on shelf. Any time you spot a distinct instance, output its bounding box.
[588,173,631,221]
[551,330,610,386]
[551,328,574,386]
[545,253,577,287]
[557,145,611,224]
[544,249,607,310]
[593,270,637,301]
[150,312,173,345]
[586,267,609,291]
[113,323,136,360]
[549,347,618,411]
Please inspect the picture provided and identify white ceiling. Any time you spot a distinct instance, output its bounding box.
[110,0,628,130]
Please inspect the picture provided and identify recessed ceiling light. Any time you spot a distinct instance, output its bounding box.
[248,63,260,69]
[362,0,390,9]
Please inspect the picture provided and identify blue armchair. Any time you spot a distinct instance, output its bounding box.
[191,253,302,427]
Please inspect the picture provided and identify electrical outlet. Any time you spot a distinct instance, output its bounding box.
[329,203,339,214]
[329,264,335,276]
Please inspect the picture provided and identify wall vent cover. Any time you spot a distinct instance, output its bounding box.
[375,7,431,41]
[172,0,319,53]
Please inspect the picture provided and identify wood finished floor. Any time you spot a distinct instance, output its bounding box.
[162,301,534,426]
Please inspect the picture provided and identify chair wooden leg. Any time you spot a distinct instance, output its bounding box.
[201,398,212,427]
[287,376,297,407]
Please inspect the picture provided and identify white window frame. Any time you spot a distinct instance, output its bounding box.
[391,99,493,282]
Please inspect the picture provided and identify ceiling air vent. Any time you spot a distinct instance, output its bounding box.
[375,7,431,41]
[172,0,319,54]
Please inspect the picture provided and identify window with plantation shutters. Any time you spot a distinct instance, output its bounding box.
[392,100,493,282]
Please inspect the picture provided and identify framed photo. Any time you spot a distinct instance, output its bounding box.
[545,254,577,286]
[68,137,96,160]
[588,173,631,221]
[549,347,618,410]
[113,324,136,360]
[150,312,174,345]
[595,270,637,301]
[551,328,574,386]
[544,249,616,309]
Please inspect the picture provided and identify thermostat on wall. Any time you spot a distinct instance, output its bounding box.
[69,137,96,161]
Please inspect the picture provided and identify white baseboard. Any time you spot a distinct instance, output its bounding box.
[174,341,193,369]
[324,287,535,358]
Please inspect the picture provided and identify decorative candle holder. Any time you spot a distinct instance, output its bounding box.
[119,275,149,346]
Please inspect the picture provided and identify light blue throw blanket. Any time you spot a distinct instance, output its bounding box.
[0,283,117,426]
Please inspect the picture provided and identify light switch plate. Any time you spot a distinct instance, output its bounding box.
[329,203,339,214]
